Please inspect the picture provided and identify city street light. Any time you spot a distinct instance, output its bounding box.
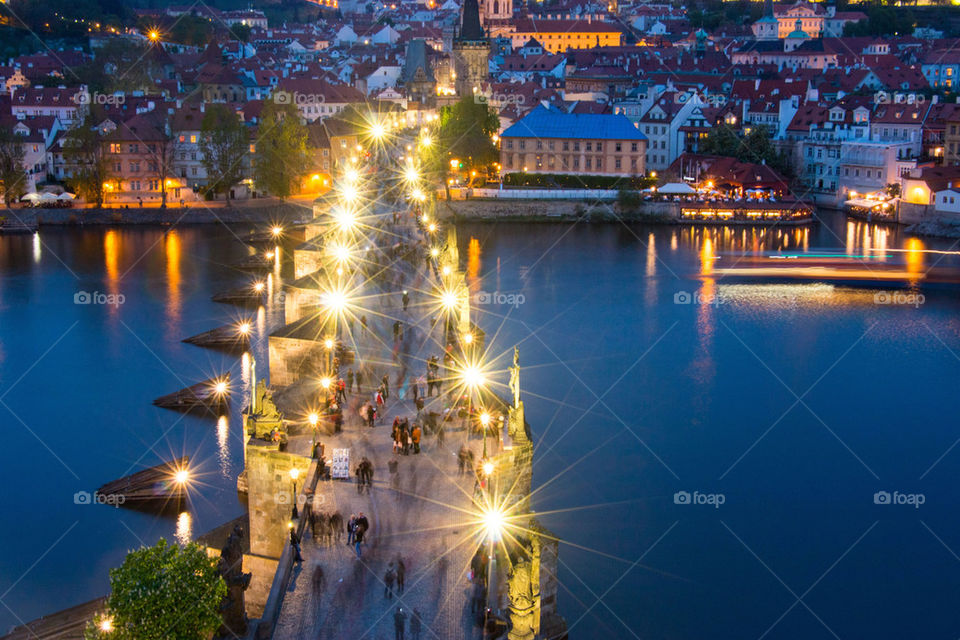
[481,505,504,618]
[99,617,114,633]
[272,225,283,238]
[290,467,300,519]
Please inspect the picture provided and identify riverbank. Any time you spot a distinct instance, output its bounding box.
[1,201,312,227]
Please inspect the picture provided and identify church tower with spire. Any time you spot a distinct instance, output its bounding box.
[452,0,490,96]
[752,0,780,41]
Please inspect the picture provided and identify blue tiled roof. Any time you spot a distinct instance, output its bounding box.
[501,106,647,141]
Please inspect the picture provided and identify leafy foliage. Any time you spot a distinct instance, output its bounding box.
[423,97,499,178]
[63,117,111,207]
[0,127,27,205]
[85,539,226,640]
[700,124,793,179]
[843,5,915,36]
[254,101,309,199]
[199,104,250,201]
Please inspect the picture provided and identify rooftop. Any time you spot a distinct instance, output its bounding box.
[501,105,647,141]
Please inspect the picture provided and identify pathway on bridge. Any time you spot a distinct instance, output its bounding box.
[273,215,492,640]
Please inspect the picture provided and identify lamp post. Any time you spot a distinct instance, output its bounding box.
[480,411,491,458]
[290,467,300,519]
[482,505,504,621]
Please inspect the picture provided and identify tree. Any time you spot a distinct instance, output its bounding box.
[254,100,308,199]
[0,127,27,206]
[199,104,250,202]
[229,23,251,42]
[701,124,792,179]
[85,539,226,640]
[63,117,112,208]
[423,96,499,183]
[145,118,177,208]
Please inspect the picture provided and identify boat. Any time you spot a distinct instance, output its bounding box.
[96,456,190,509]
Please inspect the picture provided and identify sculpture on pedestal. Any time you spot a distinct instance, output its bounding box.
[508,534,541,640]
[216,525,251,638]
[246,379,285,441]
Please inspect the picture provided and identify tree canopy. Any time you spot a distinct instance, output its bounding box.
[423,96,499,178]
[85,539,226,640]
[199,104,250,201]
[63,117,111,207]
[700,124,792,179]
[254,101,309,199]
[0,127,27,206]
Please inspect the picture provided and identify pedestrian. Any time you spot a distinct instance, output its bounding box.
[354,512,369,557]
[394,607,406,640]
[355,463,365,494]
[411,424,421,454]
[347,369,355,393]
[385,563,396,599]
[458,445,467,475]
[336,378,346,404]
[361,315,368,336]
[347,514,356,545]
[356,369,364,393]
[393,320,401,342]
[402,290,410,311]
[354,522,365,558]
[382,374,390,399]
[290,528,303,563]
[330,511,344,544]
[410,609,422,640]
[400,424,410,455]
[376,388,385,414]
[412,379,419,402]
[396,558,406,594]
[417,375,426,399]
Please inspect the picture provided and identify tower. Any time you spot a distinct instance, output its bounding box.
[453,0,490,96]
[483,0,511,25]
[752,0,780,41]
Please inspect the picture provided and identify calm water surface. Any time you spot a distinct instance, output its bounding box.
[0,225,280,632]
[458,215,960,639]
[1,217,959,639]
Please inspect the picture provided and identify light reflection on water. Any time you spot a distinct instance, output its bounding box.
[457,214,960,640]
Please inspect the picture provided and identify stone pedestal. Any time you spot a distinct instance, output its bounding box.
[245,441,312,559]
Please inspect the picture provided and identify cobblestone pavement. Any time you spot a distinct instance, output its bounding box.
[273,217,494,640]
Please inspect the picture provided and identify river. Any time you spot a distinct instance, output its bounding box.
[0,217,958,638]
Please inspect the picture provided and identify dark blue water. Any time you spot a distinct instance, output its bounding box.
[459,217,960,639]
[0,226,282,633]
[2,219,959,639]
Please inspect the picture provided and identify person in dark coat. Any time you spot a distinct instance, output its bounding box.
[290,528,303,563]
[347,369,355,393]
[410,609,422,640]
[382,373,390,399]
[384,563,396,599]
[396,558,406,594]
[394,607,406,640]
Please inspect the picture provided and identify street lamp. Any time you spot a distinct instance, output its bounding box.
[480,410,492,457]
[99,617,114,633]
[290,467,300,519]
[481,505,504,618]
[238,322,251,336]
[271,225,283,238]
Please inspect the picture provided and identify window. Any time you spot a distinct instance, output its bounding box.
[631,142,638,152]
[190,135,197,143]
[562,141,569,151]
[519,140,526,150]
[536,140,542,150]
[548,141,554,151]
[586,142,592,151]
[585,157,591,169]
[506,140,513,150]
[178,135,186,143]
[109,143,121,153]
[615,143,622,152]
[574,141,580,151]
[615,157,621,169]
[596,142,603,152]
[129,144,138,153]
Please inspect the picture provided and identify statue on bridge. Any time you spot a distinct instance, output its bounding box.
[216,524,251,638]
[509,346,520,409]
